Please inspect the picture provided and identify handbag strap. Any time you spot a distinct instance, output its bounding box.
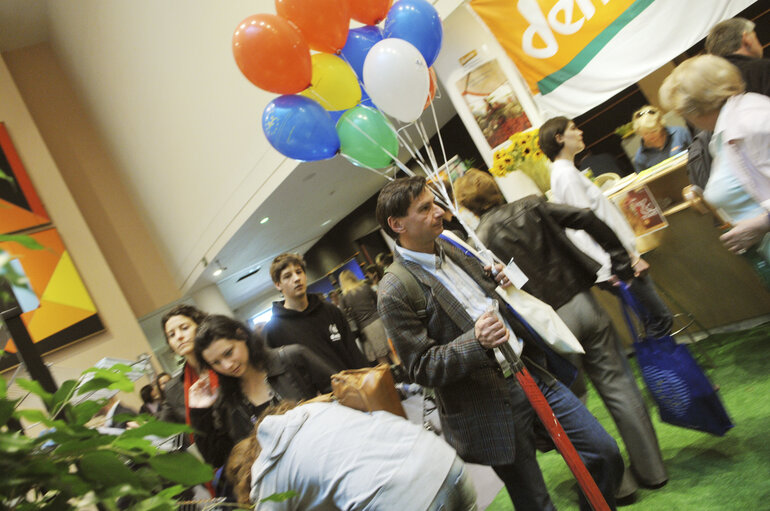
[616,282,642,342]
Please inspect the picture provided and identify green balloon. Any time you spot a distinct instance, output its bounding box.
[336,106,399,168]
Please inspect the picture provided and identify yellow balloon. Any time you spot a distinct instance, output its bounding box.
[300,53,361,111]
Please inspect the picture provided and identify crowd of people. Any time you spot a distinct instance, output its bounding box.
[122,15,769,511]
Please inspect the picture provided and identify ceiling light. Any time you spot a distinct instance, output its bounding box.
[321,219,332,226]
[212,259,226,277]
[260,217,269,224]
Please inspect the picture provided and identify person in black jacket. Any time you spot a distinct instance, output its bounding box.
[263,253,369,371]
[189,314,336,469]
[454,169,667,500]
[706,18,770,98]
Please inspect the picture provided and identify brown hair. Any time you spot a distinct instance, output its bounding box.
[160,304,207,342]
[538,117,571,161]
[375,176,427,239]
[454,169,506,217]
[269,253,306,284]
[226,401,300,506]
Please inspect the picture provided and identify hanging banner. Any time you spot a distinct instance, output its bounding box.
[469,0,756,116]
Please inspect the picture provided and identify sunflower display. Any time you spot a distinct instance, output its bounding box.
[490,128,551,193]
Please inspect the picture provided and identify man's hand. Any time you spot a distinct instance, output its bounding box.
[475,311,510,349]
[188,376,218,409]
[720,213,770,255]
[632,257,650,278]
[485,263,512,288]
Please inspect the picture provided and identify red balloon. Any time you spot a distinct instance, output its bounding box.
[276,0,351,54]
[232,14,311,94]
[424,67,438,109]
[348,0,393,25]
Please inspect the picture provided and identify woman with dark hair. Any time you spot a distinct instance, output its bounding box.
[139,384,162,417]
[541,117,674,341]
[158,304,219,433]
[189,314,336,468]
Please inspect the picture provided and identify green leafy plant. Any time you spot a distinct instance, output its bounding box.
[0,361,214,510]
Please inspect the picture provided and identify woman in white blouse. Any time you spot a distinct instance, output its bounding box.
[539,117,674,339]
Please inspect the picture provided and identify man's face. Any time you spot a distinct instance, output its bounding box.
[744,30,763,58]
[275,263,307,300]
[390,187,445,249]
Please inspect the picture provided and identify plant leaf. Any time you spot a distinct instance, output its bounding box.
[0,431,35,454]
[148,452,213,486]
[15,378,53,407]
[70,400,106,425]
[50,380,78,413]
[111,436,157,455]
[54,435,114,456]
[78,450,141,488]
[0,398,17,426]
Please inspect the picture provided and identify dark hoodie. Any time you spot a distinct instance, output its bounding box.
[264,293,369,371]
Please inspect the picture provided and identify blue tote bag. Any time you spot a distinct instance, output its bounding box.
[618,284,733,436]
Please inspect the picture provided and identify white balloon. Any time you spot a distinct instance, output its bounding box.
[363,38,430,123]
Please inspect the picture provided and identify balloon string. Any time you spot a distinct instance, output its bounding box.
[393,125,432,176]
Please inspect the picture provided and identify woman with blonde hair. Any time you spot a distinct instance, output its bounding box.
[339,269,392,365]
[660,54,770,282]
[631,105,691,172]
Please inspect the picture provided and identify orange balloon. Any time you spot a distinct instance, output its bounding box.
[424,67,438,109]
[232,14,312,94]
[349,0,393,25]
[276,0,351,53]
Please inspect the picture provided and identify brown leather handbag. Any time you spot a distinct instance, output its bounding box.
[330,363,407,418]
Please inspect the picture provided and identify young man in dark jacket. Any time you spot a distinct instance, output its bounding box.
[263,253,368,371]
[454,169,667,500]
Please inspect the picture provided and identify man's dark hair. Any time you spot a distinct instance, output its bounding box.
[270,253,306,284]
[194,314,268,400]
[706,18,754,57]
[538,116,571,161]
[161,304,207,342]
[376,176,427,239]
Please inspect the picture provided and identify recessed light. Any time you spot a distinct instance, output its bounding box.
[260,217,269,224]
[321,219,332,226]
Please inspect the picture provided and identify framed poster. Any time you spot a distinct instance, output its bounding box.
[0,123,50,234]
[0,228,104,370]
[612,185,668,237]
[454,59,532,150]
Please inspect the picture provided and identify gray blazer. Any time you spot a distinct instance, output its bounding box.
[378,239,530,466]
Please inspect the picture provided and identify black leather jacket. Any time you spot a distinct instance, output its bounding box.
[476,195,634,309]
[190,344,335,467]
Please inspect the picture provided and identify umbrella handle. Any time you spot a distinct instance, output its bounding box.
[499,343,611,511]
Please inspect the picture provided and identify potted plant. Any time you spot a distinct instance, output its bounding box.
[0,361,213,510]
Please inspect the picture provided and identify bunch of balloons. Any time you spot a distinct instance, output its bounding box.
[233,0,443,167]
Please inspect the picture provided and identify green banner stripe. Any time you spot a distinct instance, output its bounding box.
[537,0,655,95]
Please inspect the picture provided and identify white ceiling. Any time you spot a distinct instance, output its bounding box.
[0,0,458,314]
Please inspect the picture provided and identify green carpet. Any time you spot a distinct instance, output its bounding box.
[486,323,770,510]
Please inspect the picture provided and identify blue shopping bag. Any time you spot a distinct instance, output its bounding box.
[618,284,733,436]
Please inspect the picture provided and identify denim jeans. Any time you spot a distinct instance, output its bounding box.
[426,455,478,511]
[492,374,622,511]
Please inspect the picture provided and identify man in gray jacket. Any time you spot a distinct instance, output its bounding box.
[376,176,621,511]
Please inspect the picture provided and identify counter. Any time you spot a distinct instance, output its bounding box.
[592,154,770,345]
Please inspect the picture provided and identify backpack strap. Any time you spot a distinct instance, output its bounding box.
[385,261,428,321]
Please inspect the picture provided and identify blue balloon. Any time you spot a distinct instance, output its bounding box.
[328,109,346,125]
[383,0,443,67]
[262,95,340,161]
[340,25,384,82]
